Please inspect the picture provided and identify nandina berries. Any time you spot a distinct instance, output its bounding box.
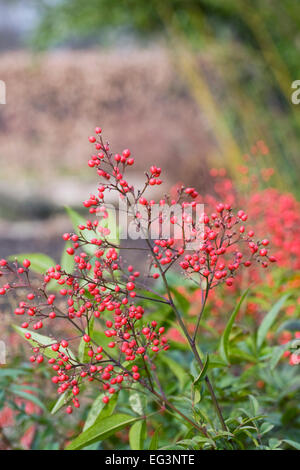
[0,127,277,417]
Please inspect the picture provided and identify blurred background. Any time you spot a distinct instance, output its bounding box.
[0,0,300,259]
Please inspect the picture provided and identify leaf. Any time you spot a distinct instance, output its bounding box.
[13,324,76,361]
[66,414,138,450]
[129,420,146,450]
[283,439,300,450]
[0,369,26,378]
[129,390,145,416]
[193,354,209,387]
[11,389,46,412]
[257,294,290,350]
[260,422,274,436]
[269,344,286,370]
[51,390,72,414]
[268,438,282,449]
[101,208,119,245]
[92,330,118,358]
[229,347,257,363]
[78,317,94,362]
[249,395,259,415]
[219,289,249,364]
[8,253,55,274]
[83,392,118,431]
[65,206,95,256]
[60,241,75,274]
[149,427,160,450]
[159,355,189,390]
[170,287,190,315]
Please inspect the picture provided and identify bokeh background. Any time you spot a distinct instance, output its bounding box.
[1,0,300,262]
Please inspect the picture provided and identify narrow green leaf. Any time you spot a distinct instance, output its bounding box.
[129,420,146,450]
[129,390,145,416]
[219,289,249,364]
[0,369,26,378]
[91,330,118,359]
[283,439,300,450]
[8,253,55,274]
[78,317,94,362]
[12,389,46,412]
[66,414,138,450]
[83,392,118,431]
[65,206,95,256]
[170,287,190,315]
[193,354,209,386]
[257,294,290,350]
[60,241,75,274]
[159,355,188,390]
[149,426,160,450]
[51,390,72,414]
[249,395,259,416]
[269,344,286,370]
[13,324,76,361]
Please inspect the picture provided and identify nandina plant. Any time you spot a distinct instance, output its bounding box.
[0,128,281,450]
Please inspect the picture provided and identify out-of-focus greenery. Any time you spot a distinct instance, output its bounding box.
[31,0,300,196]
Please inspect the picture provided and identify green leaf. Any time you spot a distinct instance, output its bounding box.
[283,439,300,450]
[92,330,118,358]
[129,420,146,450]
[65,206,95,256]
[268,438,282,449]
[51,390,72,414]
[102,208,120,245]
[83,392,118,431]
[11,389,46,412]
[13,324,76,361]
[129,390,145,416]
[149,427,160,450]
[0,369,26,378]
[193,354,209,387]
[8,253,55,274]
[159,355,189,390]
[269,344,287,370]
[170,287,190,315]
[219,289,249,364]
[66,414,138,450]
[257,294,290,350]
[249,395,259,415]
[78,317,94,362]
[260,422,274,436]
[60,241,75,274]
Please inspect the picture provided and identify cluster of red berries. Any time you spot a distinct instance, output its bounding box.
[0,128,277,413]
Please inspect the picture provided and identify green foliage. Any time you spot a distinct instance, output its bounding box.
[129,420,147,450]
[219,289,249,364]
[256,294,290,350]
[66,414,139,450]
[8,253,55,274]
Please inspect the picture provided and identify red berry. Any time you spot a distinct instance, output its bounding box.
[23,259,31,268]
[126,282,135,291]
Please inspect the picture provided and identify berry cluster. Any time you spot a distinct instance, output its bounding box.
[0,128,277,414]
